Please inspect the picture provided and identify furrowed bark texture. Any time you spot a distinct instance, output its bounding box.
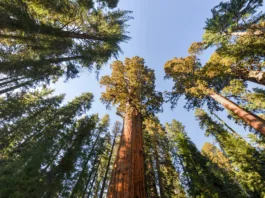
[107,108,146,198]
[210,92,265,136]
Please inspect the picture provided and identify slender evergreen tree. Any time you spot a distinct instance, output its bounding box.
[165,119,246,198]
[0,0,131,95]
[195,109,265,197]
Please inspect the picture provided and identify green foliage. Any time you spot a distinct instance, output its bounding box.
[0,0,131,95]
[100,56,163,116]
[164,55,224,111]
[165,119,245,198]
[0,89,116,197]
[195,109,265,197]
[143,117,186,198]
[205,0,264,37]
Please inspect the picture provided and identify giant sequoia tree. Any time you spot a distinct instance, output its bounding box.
[100,56,163,197]
[0,0,131,95]
[164,55,265,136]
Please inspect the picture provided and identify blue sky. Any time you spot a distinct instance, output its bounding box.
[52,1,250,149]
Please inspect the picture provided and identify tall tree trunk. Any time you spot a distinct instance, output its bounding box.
[154,134,165,198]
[0,56,83,71]
[85,162,101,198]
[209,92,265,136]
[107,107,146,198]
[70,130,102,198]
[99,130,118,198]
[0,13,111,42]
[232,68,265,85]
[0,79,35,95]
[145,151,159,198]
[212,112,243,139]
[0,76,27,87]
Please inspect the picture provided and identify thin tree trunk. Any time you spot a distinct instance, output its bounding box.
[0,76,27,87]
[0,79,35,95]
[232,68,265,85]
[0,56,83,71]
[145,151,159,198]
[70,130,102,198]
[85,161,101,198]
[209,91,265,136]
[0,13,112,42]
[107,107,146,198]
[93,177,102,198]
[212,112,243,139]
[76,157,99,198]
[99,130,118,198]
[231,29,264,36]
[153,134,165,198]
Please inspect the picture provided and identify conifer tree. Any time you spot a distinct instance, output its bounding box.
[68,115,110,198]
[221,80,265,132]
[100,56,163,197]
[205,0,264,43]
[192,0,265,86]
[164,55,265,136]
[195,109,265,197]
[143,117,186,198]
[201,142,231,171]
[165,119,246,198]
[0,0,131,95]
[99,121,122,198]
[0,90,113,197]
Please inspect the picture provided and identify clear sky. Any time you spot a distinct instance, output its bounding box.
[52,1,250,150]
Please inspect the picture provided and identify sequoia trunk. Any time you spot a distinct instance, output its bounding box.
[210,92,265,136]
[232,68,265,85]
[107,108,146,198]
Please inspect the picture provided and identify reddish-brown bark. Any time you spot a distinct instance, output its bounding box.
[232,68,265,85]
[107,108,146,198]
[210,92,265,136]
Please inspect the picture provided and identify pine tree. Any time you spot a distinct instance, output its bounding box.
[0,90,109,197]
[99,121,122,198]
[195,109,265,197]
[143,117,186,198]
[0,0,131,95]
[165,119,246,198]
[201,142,231,171]
[204,0,264,43]
[193,0,265,87]
[68,115,110,198]
[100,56,163,197]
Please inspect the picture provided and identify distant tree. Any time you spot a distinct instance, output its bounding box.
[165,119,246,198]
[196,109,265,197]
[201,142,231,171]
[143,117,186,198]
[99,121,122,198]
